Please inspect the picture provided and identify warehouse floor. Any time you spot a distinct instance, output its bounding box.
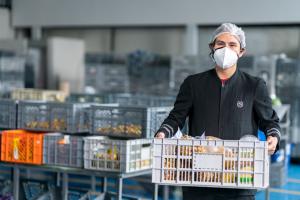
[256,164,300,200]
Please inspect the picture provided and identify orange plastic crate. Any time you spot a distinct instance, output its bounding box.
[1,130,44,165]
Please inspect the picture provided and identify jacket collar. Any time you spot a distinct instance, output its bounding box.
[212,67,240,86]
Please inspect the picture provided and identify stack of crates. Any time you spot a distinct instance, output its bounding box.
[89,105,172,138]
[0,99,17,129]
[18,101,90,133]
[108,93,175,107]
[152,138,269,189]
[67,93,108,104]
[0,130,44,165]
[170,55,213,94]
[0,52,25,98]
[43,133,84,168]
[84,137,152,173]
[11,89,67,102]
[85,54,129,94]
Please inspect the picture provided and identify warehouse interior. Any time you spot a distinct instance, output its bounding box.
[0,0,300,199]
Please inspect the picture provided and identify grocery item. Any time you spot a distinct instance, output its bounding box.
[26,121,50,129]
[51,118,67,131]
[96,124,142,136]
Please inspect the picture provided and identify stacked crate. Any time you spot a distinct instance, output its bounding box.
[1,130,44,165]
[127,51,171,95]
[108,93,175,107]
[0,99,17,129]
[11,89,67,102]
[17,101,90,133]
[43,133,84,168]
[0,52,25,98]
[84,137,152,173]
[90,105,172,138]
[85,54,129,94]
[67,93,108,104]
[170,55,213,94]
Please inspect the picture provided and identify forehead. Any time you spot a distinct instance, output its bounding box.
[214,33,240,44]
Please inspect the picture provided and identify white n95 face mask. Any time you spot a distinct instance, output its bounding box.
[213,47,239,69]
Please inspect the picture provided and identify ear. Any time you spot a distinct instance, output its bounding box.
[239,48,246,57]
[209,43,214,50]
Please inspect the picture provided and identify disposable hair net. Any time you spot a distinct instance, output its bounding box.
[211,23,246,48]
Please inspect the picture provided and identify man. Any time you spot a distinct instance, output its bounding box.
[155,23,281,200]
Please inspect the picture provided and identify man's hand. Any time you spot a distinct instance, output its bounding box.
[267,136,278,155]
[155,132,165,138]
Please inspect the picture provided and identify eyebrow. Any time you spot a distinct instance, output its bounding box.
[215,40,238,45]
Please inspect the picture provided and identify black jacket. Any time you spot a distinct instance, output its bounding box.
[157,68,281,196]
[158,68,281,145]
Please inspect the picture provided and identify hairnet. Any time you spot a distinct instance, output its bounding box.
[211,23,246,48]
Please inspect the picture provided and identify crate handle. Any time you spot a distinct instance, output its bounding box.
[142,143,151,148]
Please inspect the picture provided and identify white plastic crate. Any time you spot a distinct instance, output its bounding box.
[12,89,66,102]
[84,137,152,173]
[152,138,269,189]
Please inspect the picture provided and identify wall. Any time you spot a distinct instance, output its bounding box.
[44,28,111,53]
[12,0,300,27]
[0,8,13,39]
[47,37,85,92]
[43,26,300,58]
[198,26,300,58]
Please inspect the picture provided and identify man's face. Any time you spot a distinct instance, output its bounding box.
[213,33,244,57]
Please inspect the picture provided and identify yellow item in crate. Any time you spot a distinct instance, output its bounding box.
[13,138,20,160]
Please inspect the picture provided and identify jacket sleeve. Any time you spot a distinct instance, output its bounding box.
[155,76,193,138]
[253,79,281,150]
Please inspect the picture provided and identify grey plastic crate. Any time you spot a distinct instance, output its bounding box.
[43,133,83,168]
[108,94,175,107]
[170,55,213,93]
[67,93,109,104]
[0,99,17,129]
[17,101,50,131]
[18,101,90,133]
[84,137,152,173]
[90,105,172,138]
[85,63,129,94]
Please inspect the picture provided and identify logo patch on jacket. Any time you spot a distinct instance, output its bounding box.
[237,100,244,108]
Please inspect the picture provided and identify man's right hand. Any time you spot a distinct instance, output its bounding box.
[155,132,165,138]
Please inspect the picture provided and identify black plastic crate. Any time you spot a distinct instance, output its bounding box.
[90,105,172,138]
[108,94,175,107]
[0,99,17,129]
[18,101,90,133]
[43,133,84,168]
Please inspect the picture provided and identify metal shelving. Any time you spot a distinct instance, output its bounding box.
[0,162,152,200]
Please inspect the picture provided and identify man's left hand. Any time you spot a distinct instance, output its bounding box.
[267,136,278,155]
